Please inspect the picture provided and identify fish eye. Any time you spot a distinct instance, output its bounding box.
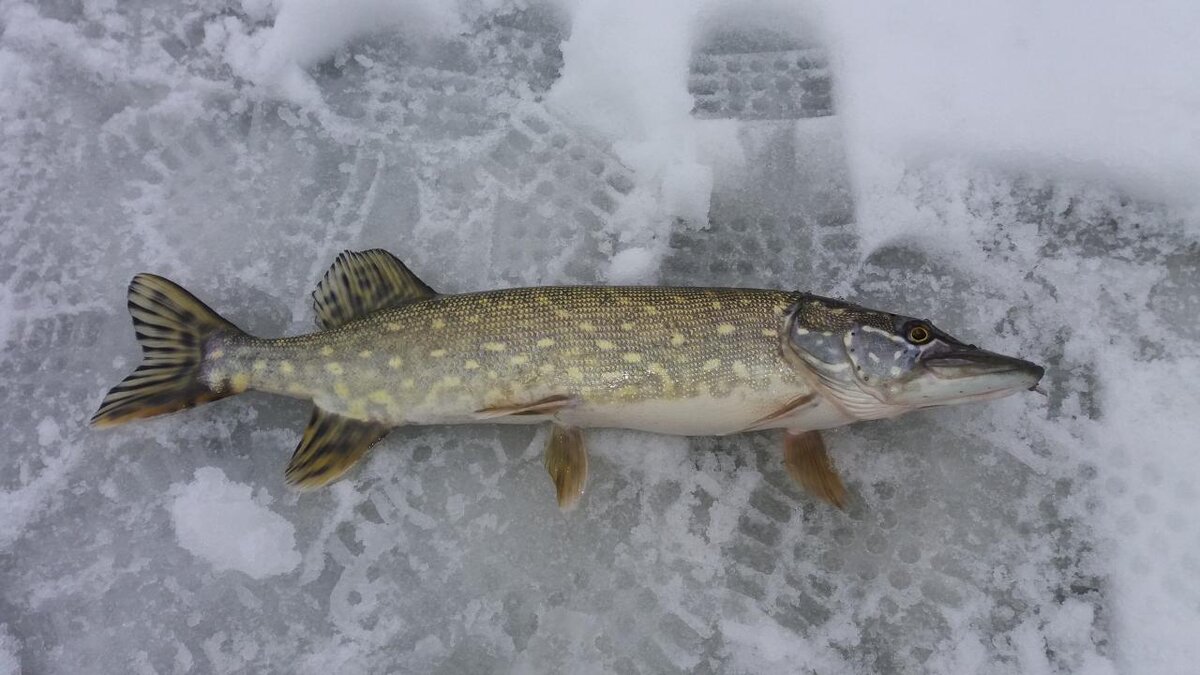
[906,324,932,344]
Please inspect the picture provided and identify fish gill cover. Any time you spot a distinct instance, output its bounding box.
[0,0,1198,673]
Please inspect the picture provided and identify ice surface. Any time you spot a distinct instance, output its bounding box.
[2,0,1198,673]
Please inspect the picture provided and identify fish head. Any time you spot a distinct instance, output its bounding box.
[783,294,1044,418]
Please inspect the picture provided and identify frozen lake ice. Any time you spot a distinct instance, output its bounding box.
[2,1,1198,673]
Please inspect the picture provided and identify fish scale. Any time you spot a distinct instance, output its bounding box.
[217,286,806,430]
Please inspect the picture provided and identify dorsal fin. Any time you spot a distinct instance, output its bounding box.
[312,249,437,329]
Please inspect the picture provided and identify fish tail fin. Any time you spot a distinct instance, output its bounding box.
[91,273,248,428]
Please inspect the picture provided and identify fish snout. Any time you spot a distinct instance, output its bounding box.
[921,348,1045,397]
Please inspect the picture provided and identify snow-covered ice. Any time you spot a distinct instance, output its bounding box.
[2,0,1198,672]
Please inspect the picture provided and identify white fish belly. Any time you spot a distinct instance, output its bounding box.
[557,393,855,436]
[557,396,760,435]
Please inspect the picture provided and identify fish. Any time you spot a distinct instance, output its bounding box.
[91,249,1045,510]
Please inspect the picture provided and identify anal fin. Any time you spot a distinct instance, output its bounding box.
[544,424,588,511]
[783,430,847,509]
[285,407,389,489]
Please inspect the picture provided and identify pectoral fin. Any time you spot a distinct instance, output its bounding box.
[743,393,817,431]
[783,430,847,509]
[475,394,575,420]
[285,407,389,489]
[544,424,588,511]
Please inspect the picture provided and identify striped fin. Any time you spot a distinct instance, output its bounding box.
[91,274,246,428]
[285,407,389,489]
[312,249,437,330]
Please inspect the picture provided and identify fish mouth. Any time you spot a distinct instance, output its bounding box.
[923,349,1045,394]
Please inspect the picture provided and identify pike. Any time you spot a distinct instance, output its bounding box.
[92,250,1044,509]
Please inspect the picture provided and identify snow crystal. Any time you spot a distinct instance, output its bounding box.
[169,468,301,579]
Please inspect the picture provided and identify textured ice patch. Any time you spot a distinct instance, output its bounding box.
[0,623,17,675]
[169,468,301,579]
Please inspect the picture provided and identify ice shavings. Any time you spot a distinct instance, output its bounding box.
[169,468,301,579]
[222,0,467,107]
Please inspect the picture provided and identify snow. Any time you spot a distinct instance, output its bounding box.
[821,0,1200,206]
[169,468,301,579]
[1,0,1198,672]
